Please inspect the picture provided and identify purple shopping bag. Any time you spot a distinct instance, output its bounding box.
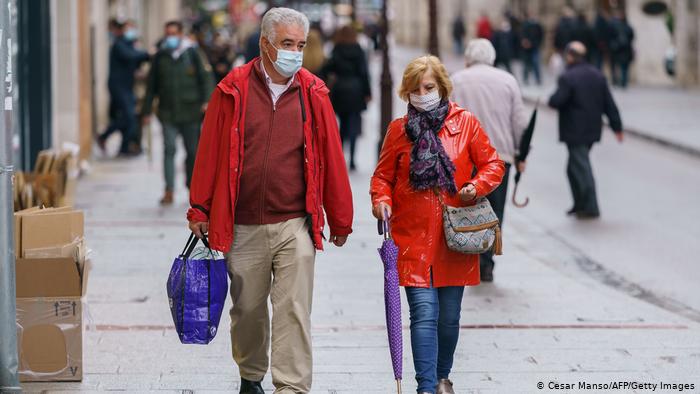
[167,233,228,344]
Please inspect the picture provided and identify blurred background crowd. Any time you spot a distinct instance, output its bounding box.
[6,0,700,177]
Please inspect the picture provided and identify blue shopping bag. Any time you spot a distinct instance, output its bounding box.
[167,233,228,344]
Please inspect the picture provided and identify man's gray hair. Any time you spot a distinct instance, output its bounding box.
[464,38,496,66]
[261,7,310,42]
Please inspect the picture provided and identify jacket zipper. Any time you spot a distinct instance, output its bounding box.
[259,89,278,223]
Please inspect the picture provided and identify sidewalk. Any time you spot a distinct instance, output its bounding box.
[20,53,700,393]
[432,47,700,156]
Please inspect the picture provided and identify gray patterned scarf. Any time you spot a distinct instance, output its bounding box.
[405,100,457,194]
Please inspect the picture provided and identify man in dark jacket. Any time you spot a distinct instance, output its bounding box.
[142,20,214,205]
[520,13,543,85]
[97,20,149,156]
[548,41,623,219]
[609,11,635,88]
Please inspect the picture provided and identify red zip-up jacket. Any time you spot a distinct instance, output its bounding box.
[186,59,354,252]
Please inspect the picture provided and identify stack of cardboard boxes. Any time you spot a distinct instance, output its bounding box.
[13,148,79,211]
[14,206,89,382]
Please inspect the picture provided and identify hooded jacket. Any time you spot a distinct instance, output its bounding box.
[187,59,354,252]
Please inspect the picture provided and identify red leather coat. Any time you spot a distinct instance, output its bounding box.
[187,59,353,252]
[370,103,504,287]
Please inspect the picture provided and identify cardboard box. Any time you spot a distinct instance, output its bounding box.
[20,208,84,258]
[13,207,41,259]
[15,258,90,382]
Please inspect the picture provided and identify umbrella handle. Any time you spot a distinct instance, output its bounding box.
[512,179,530,208]
[382,207,391,240]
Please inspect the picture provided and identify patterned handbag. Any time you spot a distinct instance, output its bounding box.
[440,194,503,255]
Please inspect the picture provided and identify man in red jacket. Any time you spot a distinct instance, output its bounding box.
[186,7,353,394]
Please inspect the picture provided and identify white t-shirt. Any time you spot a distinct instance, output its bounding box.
[261,62,295,107]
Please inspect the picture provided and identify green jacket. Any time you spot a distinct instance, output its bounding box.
[143,44,214,124]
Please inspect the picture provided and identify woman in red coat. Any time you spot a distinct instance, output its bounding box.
[370,55,504,394]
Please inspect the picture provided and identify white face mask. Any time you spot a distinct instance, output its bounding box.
[410,89,441,112]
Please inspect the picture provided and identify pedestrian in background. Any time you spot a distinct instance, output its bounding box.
[187,8,353,394]
[554,6,577,53]
[492,19,515,73]
[548,41,623,219]
[573,11,596,63]
[609,10,635,88]
[371,55,504,394]
[204,31,235,83]
[302,27,325,75]
[520,12,543,85]
[320,25,371,171]
[451,16,466,55]
[451,39,529,283]
[142,20,214,206]
[476,12,493,40]
[593,10,613,69]
[97,19,150,157]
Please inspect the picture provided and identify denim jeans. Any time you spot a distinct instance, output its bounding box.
[405,285,465,393]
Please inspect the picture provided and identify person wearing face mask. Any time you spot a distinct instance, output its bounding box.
[97,19,149,157]
[371,55,504,394]
[142,20,215,206]
[186,8,353,394]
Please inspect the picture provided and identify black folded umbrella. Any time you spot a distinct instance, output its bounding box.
[512,100,539,208]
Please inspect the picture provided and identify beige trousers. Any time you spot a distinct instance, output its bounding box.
[226,217,316,394]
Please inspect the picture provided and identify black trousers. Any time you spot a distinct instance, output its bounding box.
[480,163,511,272]
[100,84,137,154]
[566,143,599,215]
[338,112,362,168]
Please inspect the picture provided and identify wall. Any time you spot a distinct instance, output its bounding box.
[50,0,80,153]
[627,0,675,86]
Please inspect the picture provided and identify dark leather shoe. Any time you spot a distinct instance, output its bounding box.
[566,207,578,215]
[240,378,264,394]
[575,211,600,219]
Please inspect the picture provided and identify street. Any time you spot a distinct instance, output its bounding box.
[21,46,700,393]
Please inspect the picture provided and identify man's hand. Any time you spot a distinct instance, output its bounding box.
[459,183,477,202]
[201,102,208,113]
[329,235,348,247]
[516,160,526,173]
[189,221,209,239]
[142,114,152,125]
[615,132,624,143]
[372,202,392,220]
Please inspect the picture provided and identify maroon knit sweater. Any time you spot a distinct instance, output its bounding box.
[234,61,307,225]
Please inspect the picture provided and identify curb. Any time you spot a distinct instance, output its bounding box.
[522,95,700,159]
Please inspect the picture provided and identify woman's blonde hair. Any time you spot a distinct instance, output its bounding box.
[302,29,325,73]
[397,55,452,101]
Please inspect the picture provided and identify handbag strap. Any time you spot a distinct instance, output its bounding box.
[180,232,212,259]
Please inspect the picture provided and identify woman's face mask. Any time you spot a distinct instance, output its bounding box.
[266,42,303,78]
[410,89,441,112]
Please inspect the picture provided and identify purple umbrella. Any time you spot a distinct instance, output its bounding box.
[377,213,402,394]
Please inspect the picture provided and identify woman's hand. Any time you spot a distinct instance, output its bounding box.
[372,202,392,220]
[459,183,477,202]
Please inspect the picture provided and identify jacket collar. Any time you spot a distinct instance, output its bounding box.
[217,57,320,97]
[444,102,466,135]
